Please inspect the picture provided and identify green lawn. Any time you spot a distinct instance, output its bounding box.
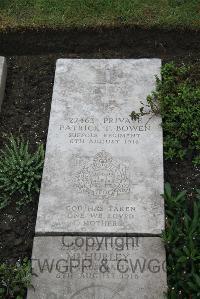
[0,0,200,30]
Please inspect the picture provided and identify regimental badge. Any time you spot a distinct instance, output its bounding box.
[73,151,130,200]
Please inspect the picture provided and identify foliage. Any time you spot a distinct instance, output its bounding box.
[0,258,32,299]
[163,183,200,298]
[130,62,200,164]
[0,135,44,210]
[0,0,199,30]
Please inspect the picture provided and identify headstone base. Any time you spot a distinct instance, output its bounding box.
[27,236,167,299]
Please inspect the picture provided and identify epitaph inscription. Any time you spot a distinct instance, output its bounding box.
[36,59,164,234]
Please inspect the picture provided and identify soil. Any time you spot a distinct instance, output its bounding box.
[0,27,199,262]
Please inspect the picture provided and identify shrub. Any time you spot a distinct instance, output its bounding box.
[0,258,31,299]
[163,183,200,298]
[0,135,44,210]
[130,62,200,164]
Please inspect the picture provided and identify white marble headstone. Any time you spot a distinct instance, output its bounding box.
[36,59,164,234]
[0,57,7,111]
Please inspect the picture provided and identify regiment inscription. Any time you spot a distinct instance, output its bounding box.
[60,116,149,145]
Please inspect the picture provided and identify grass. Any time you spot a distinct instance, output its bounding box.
[0,0,200,31]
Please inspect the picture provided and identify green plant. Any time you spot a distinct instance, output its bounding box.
[0,0,200,30]
[0,135,44,210]
[130,62,200,164]
[0,258,32,299]
[162,183,200,298]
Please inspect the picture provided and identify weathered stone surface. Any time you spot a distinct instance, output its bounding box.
[0,57,7,111]
[36,59,164,234]
[27,236,167,299]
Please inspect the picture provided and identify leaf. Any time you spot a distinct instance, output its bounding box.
[187,282,197,291]
[164,182,172,199]
[193,274,200,287]
[177,256,188,263]
[0,288,5,294]
[176,190,187,201]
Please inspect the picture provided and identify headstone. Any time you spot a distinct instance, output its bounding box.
[0,57,7,112]
[28,59,167,298]
[28,236,167,299]
[36,59,164,235]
